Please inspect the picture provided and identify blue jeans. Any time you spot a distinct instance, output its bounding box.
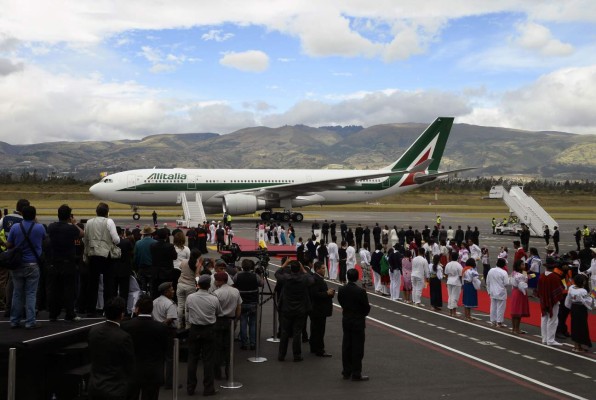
[240,303,257,347]
[11,264,40,327]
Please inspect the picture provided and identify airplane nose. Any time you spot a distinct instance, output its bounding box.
[89,183,102,198]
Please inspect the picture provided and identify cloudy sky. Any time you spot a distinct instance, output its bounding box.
[1,0,595,144]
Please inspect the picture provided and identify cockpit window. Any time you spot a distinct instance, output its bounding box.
[103,178,113,183]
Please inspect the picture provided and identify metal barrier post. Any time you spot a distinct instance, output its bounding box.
[266,294,280,343]
[172,338,179,400]
[248,301,267,363]
[8,347,16,400]
[221,319,242,389]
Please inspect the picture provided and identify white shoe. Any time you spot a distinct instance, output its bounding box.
[547,341,562,346]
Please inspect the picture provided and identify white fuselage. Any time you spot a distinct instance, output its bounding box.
[89,167,422,213]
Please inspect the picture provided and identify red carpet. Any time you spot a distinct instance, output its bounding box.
[363,265,596,341]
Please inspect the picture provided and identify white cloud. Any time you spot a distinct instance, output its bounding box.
[138,45,193,73]
[460,66,596,134]
[515,21,574,56]
[219,50,269,72]
[2,1,592,61]
[201,29,234,42]
[0,58,24,76]
[262,89,471,127]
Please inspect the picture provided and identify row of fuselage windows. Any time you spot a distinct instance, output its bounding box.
[140,178,385,184]
[209,179,296,183]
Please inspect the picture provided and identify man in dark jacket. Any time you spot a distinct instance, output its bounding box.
[122,295,170,400]
[150,228,177,299]
[275,260,314,361]
[88,297,134,400]
[372,223,381,248]
[309,261,335,357]
[354,224,364,252]
[454,225,464,247]
[338,269,371,381]
[47,204,84,322]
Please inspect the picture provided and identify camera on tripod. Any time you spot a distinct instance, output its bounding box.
[254,249,270,276]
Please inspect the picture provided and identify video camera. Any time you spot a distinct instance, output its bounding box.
[254,249,270,276]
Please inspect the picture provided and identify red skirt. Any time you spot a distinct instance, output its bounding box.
[510,288,530,317]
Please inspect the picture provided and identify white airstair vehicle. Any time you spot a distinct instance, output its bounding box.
[489,185,558,237]
[176,192,207,228]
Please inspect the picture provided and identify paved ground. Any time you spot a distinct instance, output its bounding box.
[30,210,596,399]
[157,211,596,400]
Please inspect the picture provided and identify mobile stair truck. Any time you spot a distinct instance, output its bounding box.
[489,185,558,237]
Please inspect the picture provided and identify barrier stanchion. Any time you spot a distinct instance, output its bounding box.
[266,294,280,343]
[172,338,179,400]
[221,319,242,389]
[248,301,267,363]
[8,347,16,400]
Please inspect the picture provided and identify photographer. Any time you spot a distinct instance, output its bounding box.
[309,261,334,357]
[47,204,84,322]
[233,259,264,350]
[275,259,314,362]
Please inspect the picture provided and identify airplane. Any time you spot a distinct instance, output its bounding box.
[89,117,474,223]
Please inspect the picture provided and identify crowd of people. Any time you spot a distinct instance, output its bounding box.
[293,218,596,353]
[1,202,595,397]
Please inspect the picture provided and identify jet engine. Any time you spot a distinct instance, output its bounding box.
[222,194,267,215]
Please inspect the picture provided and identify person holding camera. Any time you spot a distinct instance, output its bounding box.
[47,204,84,322]
[234,259,264,350]
[309,261,334,357]
[275,259,314,362]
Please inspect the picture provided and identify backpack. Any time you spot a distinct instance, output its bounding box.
[0,246,22,270]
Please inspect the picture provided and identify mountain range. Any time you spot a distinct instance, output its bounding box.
[1,123,594,181]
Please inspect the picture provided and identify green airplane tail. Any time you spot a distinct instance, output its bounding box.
[388,117,454,172]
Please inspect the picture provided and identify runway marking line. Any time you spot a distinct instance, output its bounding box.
[573,373,591,379]
[352,281,596,363]
[363,315,589,400]
[556,366,571,372]
[539,361,553,366]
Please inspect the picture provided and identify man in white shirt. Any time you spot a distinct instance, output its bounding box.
[327,240,339,281]
[444,251,463,317]
[346,243,356,271]
[411,248,430,306]
[468,239,482,264]
[358,244,371,287]
[486,258,510,328]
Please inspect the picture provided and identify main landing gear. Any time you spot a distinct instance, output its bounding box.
[260,210,304,222]
[131,205,141,220]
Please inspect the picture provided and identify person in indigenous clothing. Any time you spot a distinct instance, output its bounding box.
[564,274,593,352]
[461,259,479,321]
[510,260,530,335]
[537,258,565,346]
[400,250,413,303]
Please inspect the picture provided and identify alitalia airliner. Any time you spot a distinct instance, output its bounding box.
[89,117,473,222]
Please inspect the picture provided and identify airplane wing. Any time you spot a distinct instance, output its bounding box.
[413,167,477,184]
[213,159,434,199]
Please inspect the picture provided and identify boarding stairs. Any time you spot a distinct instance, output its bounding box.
[489,185,557,236]
[177,192,207,228]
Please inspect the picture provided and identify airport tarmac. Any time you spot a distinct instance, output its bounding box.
[30,211,596,399]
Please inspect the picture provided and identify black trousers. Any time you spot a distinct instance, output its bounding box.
[556,296,571,335]
[309,315,327,354]
[339,261,347,283]
[342,319,365,378]
[114,274,130,306]
[87,256,113,313]
[279,313,306,359]
[128,379,160,400]
[47,259,77,320]
[214,318,232,378]
[187,324,216,395]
